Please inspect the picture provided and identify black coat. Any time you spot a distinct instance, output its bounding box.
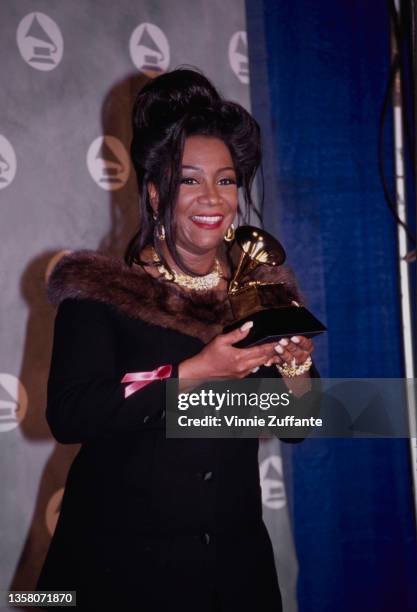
[36,250,314,611]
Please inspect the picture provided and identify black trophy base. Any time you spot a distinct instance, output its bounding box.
[223,307,327,348]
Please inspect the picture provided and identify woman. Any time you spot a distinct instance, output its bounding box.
[36,69,316,611]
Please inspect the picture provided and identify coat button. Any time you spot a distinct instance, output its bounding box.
[202,532,211,545]
[143,415,150,423]
[202,471,213,481]
[160,409,166,419]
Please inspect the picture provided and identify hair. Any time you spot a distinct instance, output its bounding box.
[124,67,262,275]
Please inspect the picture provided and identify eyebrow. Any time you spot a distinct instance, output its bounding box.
[182,165,236,172]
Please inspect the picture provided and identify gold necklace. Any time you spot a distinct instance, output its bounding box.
[151,248,222,291]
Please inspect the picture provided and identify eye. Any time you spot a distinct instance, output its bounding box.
[218,177,237,185]
[180,177,198,185]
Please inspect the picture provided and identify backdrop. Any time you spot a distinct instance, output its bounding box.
[0,2,299,611]
[246,0,417,610]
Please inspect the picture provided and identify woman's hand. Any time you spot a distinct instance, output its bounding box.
[263,300,314,369]
[266,335,315,397]
[264,335,314,369]
[178,321,279,385]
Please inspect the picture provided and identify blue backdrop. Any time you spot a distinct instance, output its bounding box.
[246,1,417,610]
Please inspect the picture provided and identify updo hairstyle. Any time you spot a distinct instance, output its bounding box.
[125,68,262,275]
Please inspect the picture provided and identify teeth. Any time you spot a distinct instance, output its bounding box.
[191,215,223,224]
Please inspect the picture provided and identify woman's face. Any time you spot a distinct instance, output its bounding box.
[171,135,238,257]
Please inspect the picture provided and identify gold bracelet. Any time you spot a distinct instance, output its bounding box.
[276,356,312,378]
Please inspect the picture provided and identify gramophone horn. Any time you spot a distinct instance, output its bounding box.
[235,226,286,266]
[229,226,286,292]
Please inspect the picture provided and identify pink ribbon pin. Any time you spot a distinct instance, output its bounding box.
[121,364,173,398]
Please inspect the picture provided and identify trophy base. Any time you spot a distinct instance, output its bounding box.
[223,307,327,348]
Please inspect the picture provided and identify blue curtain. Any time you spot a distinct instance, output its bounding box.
[246,1,417,610]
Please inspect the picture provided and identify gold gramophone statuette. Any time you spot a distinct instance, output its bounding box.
[223,225,327,347]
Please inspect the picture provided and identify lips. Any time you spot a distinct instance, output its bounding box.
[190,214,224,229]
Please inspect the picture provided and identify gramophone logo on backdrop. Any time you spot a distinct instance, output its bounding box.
[46,488,64,537]
[129,23,170,76]
[45,250,72,284]
[260,455,286,510]
[0,136,17,190]
[17,12,63,71]
[86,136,130,191]
[0,374,28,433]
[228,31,249,84]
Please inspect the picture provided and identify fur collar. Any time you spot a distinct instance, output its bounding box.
[47,249,302,343]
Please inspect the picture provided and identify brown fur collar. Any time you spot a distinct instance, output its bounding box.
[47,249,302,343]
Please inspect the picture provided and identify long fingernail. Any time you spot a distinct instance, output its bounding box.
[279,338,288,346]
[264,359,273,367]
[291,336,301,343]
[241,321,254,331]
[252,366,260,373]
[275,345,284,354]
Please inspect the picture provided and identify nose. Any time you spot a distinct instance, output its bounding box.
[197,181,222,206]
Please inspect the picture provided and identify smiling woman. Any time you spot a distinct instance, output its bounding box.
[148,135,238,275]
[125,70,261,282]
[36,68,316,611]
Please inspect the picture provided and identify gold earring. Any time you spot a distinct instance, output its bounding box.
[156,222,166,241]
[224,223,235,242]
